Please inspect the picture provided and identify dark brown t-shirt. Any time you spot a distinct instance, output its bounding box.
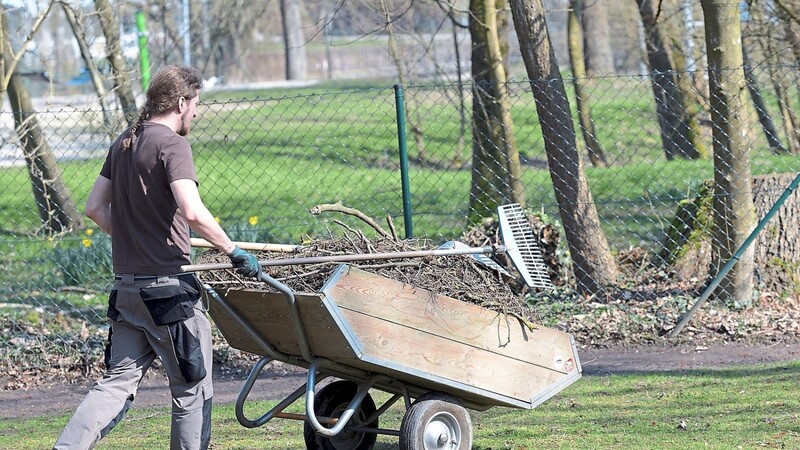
[100,122,198,275]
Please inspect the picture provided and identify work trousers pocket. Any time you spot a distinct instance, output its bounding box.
[169,320,207,383]
[106,290,120,321]
[140,281,198,326]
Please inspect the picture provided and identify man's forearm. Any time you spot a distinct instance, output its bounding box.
[88,205,113,236]
[187,209,235,254]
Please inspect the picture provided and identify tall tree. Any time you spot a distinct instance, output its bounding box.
[1,2,82,234]
[636,0,699,160]
[568,0,608,167]
[742,41,787,154]
[281,0,307,80]
[509,0,619,296]
[580,0,615,75]
[701,0,757,305]
[380,0,427,162]
[95,0,137,125]
[61,2,113,129]
[748,1,800,152]
[468,0,524,221]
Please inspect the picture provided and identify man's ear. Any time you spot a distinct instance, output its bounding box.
[178,97,186,111]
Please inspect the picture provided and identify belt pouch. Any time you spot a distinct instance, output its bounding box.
[140,282,197,326]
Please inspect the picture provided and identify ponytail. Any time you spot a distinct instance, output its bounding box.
[122,109,148,150]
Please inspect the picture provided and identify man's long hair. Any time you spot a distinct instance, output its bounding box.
[123,65,204,150]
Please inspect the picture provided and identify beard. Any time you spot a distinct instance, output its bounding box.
[178,109,192,136]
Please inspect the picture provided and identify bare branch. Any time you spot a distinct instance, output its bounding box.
[2,0,54,90]
[310,202,392,238]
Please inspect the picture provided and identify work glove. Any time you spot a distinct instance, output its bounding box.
[228,245,261,278]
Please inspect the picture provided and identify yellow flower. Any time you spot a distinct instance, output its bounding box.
[248,216,258,226]
[82,238,92,248]
[85,228,94,236]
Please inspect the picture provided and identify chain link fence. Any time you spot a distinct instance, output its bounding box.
[2,63,800,383]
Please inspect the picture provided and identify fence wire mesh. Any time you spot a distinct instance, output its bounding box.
[2,64,800,383]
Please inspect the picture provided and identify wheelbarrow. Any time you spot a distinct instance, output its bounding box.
[192,263,581,450]
[184,204,581,449]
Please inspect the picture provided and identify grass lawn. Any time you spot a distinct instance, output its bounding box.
[3,361,798,449]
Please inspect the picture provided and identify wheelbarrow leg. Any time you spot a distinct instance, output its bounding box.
[235,356,332,429]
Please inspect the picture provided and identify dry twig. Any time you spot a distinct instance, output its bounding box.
[310,202,392,238]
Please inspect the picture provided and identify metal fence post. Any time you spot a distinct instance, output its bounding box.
[394,84,413,238]
[669,172,800,337]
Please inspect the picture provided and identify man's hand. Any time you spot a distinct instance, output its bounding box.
[228,246,261,278]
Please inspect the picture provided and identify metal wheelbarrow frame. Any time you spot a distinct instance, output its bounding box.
[202,263,582,450]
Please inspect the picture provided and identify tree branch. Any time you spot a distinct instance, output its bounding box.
[2,1,54,90]
[310,202,392,238]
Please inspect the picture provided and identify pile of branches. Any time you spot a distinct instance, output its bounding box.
[196,236,536,324]
[196,203,536,324]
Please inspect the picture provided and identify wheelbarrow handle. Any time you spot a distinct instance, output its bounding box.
[181,245,508,272]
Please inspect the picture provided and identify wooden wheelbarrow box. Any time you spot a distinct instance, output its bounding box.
[209,264,581,411]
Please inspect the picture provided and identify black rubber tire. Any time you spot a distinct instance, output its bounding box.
[302,380,378,450]
[399,392,473,450]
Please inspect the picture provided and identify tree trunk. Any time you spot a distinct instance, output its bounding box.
[61,2,114,129]
[701,0,757,306]
[450,11,467,167]
[636,0,699,160]
[579,0,615,75]
[742,42,787,154]
[568,0,608,167]
[751,173,800,295]
[468,0,524,221]
[95,0,138,125]
[778,0,800,64]
[0,7,82,234]
[751,0,800,154]
[509,0,619,296]
[381,0,426,162]
[662,174,800,296]
[280,0,307,80]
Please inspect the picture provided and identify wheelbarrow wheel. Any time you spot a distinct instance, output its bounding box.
[303,380,378,450]
[399,392,472,450]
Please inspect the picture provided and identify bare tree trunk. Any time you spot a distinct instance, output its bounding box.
[701,0,757,306]
[742,42,787,154]
[750,0,800,153]
[468,0,525,221]
[568,0,608,167]
[380,0,426,161]
[280,0,307,80]
[452,14,467,167]
[61,2,113,129]
[637,0,699,160]
[509,0,619,296]
[0,4,82,234]
[777,0,800,63]
[580,0,615,75]
[95,0,138,125]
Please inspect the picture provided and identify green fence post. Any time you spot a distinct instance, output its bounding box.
[394,84,413,238]
[136,11,151,90]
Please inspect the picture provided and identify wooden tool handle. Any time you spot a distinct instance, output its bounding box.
[190,238,298,253]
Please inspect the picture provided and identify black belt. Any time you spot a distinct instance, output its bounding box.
[115,273,195,281]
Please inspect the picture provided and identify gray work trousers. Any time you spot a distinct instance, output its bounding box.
[53,274,214,450]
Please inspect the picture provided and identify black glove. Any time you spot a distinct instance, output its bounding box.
[227,246,261,278]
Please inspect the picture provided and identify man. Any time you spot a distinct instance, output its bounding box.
[53,65,260,450]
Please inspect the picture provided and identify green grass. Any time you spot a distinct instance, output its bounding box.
[2,79,800,305]
[4,362,799,449]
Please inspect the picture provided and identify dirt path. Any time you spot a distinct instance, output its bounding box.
[3,342,799,420]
